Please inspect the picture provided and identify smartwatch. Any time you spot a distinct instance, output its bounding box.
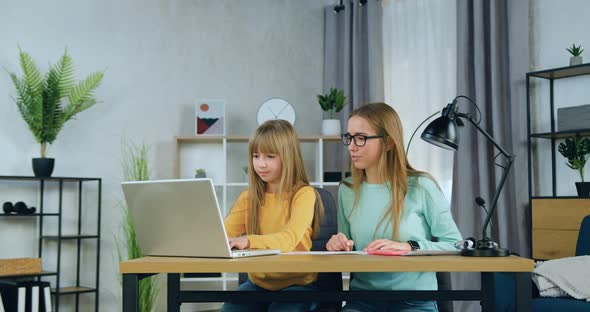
[407,240,420,251]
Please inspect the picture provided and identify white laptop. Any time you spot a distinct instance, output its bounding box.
[121,178,280,258]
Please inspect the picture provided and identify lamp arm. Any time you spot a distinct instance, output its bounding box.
[457,113,515,241]
[457,113,512,158]
[481,157,514,240]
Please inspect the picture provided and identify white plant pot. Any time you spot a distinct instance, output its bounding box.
[322,119,341,136]
[570,56,583,66]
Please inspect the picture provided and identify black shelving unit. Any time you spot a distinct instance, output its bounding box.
[526,63,590,197]
[0,175,101,312]
[526,63,590,260]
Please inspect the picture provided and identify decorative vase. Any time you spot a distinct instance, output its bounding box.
[322,119,341,136]
[576,182,590,198]
[570,56,583,66]
[194,173,206,179]
[32,158,55,177]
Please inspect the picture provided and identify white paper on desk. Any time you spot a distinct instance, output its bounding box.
[283,251,367,255]
[405,250,461,256]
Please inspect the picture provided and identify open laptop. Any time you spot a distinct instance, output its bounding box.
[121,178,280,258]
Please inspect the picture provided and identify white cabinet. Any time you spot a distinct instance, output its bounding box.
[174,135,345,215]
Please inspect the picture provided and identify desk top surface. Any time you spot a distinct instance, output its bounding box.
[120,255,533,274]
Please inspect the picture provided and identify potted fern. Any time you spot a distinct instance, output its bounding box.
[8,48,104,177]
[566,43,584,66]
[317,87,347,135]
[558,137,590,197]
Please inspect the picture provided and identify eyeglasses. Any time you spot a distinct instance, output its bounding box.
[341,133,384,147]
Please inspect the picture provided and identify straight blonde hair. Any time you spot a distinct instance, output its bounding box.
[246,120,323,238]
[344,103,433,240]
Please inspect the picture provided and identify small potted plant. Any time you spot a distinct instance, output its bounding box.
[242,166,249,182]
[8,48,104,177]
[317,87,347,136]
[194,169,207,178]
[566,43,584,66]
[558,137,590,197]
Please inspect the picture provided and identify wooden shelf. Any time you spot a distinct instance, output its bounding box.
[0,271,57,279]
[528,63,590,79]
[43,235,99,240]
[52,286,96,295]
[0,213,59,217]
[531,196,581,199]
[176,135,342,143]
[0,176,100,181]
[530,128,590,139]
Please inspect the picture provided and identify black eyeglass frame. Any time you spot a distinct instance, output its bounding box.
[340,133,384,147]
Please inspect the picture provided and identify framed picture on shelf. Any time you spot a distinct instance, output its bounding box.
[195,99,225,135]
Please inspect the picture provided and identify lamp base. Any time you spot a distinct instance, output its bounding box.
[461,247,510,257]
[461,239,510,257]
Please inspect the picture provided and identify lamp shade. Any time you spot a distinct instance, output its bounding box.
[420,115,459,150]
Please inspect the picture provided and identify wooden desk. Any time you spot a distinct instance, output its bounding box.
[120,254,534,312]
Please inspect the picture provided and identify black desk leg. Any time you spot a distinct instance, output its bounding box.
[122,274,139,312]
[515,272,532,311]
[480,272,496,312]
[168,273,181,312]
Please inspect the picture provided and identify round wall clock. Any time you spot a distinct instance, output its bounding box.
[256,98,296,126]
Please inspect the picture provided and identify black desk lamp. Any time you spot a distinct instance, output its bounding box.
[421,95,514,257]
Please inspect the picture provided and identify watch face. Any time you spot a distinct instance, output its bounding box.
[256,98,296,126]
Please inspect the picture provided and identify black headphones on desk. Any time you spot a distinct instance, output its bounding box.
[2,201,37,214]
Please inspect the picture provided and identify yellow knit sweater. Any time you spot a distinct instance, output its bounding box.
[223,186,317,290]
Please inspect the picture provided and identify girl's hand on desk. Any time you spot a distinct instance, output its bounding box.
[326,232,355,251]
[229,236,250,250]
[364,239,411,252]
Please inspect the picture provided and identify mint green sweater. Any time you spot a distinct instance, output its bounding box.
[338,175,462,291]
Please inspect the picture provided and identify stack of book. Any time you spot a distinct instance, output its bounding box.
[557,104,590,131]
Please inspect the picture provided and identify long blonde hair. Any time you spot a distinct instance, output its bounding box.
[246,120,323,238]
[344,103,430,240]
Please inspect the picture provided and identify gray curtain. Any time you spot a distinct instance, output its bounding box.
[323,0,384,173]
[452,0,530,311]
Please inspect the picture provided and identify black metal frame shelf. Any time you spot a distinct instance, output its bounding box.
[43,235,100,240]
[0,175,101,312]
[531,196,580,199]
[0,175,101,182]
[530,128,590,139]
[0,271,58,279]
[0,213,60,217]
[526,64,590,199]
[528,63,590,79]
[53,286,97,295]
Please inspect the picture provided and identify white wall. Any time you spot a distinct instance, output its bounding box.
[531,0,590,196]
[0,0,331,310]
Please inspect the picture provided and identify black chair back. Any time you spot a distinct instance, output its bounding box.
[576,215,590,256]
[312,187,342,311]
[238,187,342,311]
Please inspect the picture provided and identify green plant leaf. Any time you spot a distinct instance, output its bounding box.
[558,137,590,181]
[566,43,583,57]
[8,48,104,157]
[117,141,158,311]
[317,88,347,119]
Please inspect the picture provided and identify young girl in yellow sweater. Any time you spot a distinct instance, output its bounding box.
[221,119,323,312]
